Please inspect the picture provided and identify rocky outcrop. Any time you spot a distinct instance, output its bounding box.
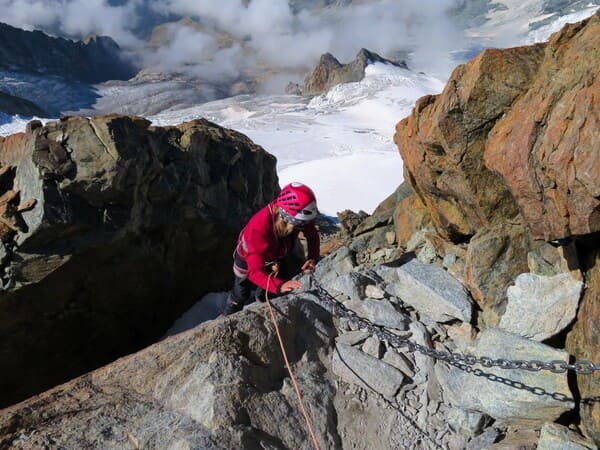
[0,22,136,83]
[0,115,279,407]
[294,48,407,96]
[395,11,599,243]
[392,10,600,444]
[395,43,545,241]
[0,299,340,449]
[1,253,594,449]
[485,15,600,241]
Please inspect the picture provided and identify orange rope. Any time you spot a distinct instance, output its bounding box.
[266,272,321,450]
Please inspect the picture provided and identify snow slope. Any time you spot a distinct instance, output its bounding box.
[148,63,444,215]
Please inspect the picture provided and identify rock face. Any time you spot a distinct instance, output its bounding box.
[0,255,590,450]
[395,11,599,243]
[0,299,340,449]
[391,10,600,445]
[566,237,600,445]
[485,15,600,241]
[0,22,136,83]
[395,44,544,241]
[299,48,407,96]
[499,272,583,341]
[0,115,279,407]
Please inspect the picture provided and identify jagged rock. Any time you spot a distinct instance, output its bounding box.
[382,258,473,323]
[335,330,370,346]
[0,114,279,407]
[393,188,432,249]
[409,321,434,385]
[527,240,582,280]
[373,181,413,217]
[0,298,342,449]
[447,407,489,437]
[345,297,410,330]
[499,272,583,341]
[566,238,600,446]
[464,222,531,326]
[315,245,356,284]
[466,428,502,450]
[395,43,544,241]
[337,209,369,235]
[324,271,371,300]
[362,336,383,358]
[489,428,539,449]
[445,322,478,353]
[332,342,405,398]
[485,12,600,241]
[436,328,574,425]
[537,422,597,450]
[302,48,407,96]
[383,349,416,379]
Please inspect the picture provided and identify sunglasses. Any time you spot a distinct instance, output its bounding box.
[278,210,312,228]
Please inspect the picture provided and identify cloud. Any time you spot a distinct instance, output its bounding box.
[0,0,467,88]
[142,24,248,83]
[143,0,465,84]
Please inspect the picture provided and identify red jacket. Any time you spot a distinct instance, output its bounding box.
[236,202,320,293]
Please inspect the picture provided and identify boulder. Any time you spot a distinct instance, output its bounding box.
[499,272,583,341]
[485,12,600,241]
[0,115,279,407]
[344,297,410,330]
[384,258,473,323]
[537,422,597,450]
[436,328,574,425]
[0,298,341,450]
[332,342,405,398]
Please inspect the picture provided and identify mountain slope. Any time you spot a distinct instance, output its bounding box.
[0,22,135,83]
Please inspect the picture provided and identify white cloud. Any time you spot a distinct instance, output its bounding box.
[0,0,466,86]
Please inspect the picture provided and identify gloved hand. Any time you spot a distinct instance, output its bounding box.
[301,259,316,274]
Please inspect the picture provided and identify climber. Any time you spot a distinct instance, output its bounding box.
[223,182,321,315]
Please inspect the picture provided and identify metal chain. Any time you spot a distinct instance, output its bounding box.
[308,275,600,375]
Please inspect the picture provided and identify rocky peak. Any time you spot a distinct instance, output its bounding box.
[0,114,279,408]
[297,48,407,96]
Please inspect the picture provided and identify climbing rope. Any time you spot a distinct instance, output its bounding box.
[308,274,600,375]
[266,271,321,450]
